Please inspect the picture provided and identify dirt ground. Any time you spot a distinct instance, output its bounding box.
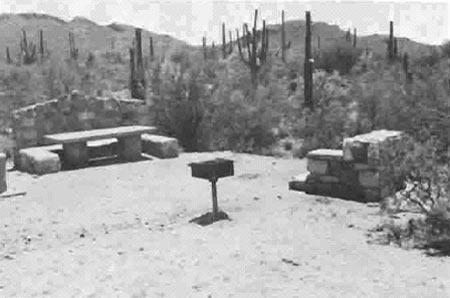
[0,152,449,298]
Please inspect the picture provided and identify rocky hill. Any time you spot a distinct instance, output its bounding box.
[0,13,191,63]
[0,13,434,65]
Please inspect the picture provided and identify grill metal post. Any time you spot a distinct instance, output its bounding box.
[210,177,219,220]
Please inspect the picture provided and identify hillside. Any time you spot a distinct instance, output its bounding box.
[0,13,434,65]
[0,13,190,63]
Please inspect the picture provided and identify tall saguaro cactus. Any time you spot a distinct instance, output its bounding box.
[222,23,227,59]
[304,11,314,110]
[346,28,352,42]
[20,30,37,65]
[6,47,12,64]
[393,37,398,57]
[149,36,154,61]
[281,10,287,62]
[228,31,233,54]
[202,36,207,60]
[387,21,395,61]
[69,32,79,60]
[353,28,357,48]
[236,9,269,87]
[129,28,146,100]
[39,29,45,62]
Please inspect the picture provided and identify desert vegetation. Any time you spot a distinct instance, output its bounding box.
[0,11,449,254]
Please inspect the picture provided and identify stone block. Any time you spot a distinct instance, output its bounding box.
[17,147,61,175]
[306,183,364,202]
[307,159,328,175]
[306,149,343,161]
[142,134,180,158]
[352,163,373,171]
[18,127,38,143]
[20,117,35,128]
[318,175,340,183]
[77,111,96,121]
[343,139,368,162]
[358,170,379,188]
[340,169,359,186]
[102,98,120,111]
[362,188,382,202]
[288,172,310,192]
[117,135,142,161]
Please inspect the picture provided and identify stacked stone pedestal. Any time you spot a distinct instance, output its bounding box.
[289,130,408,203]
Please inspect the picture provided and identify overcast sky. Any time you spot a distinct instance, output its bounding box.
[0,0,448,45]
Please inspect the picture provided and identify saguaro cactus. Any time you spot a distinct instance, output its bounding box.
[129,28,146,100]
[20,30,37,65]
[304,11,314,110]
[228,31,233,54]
[6,47,11,64]
[281,10,287,62]
[346,28,352,42]
[202,36,207,60]
[39,29,45,62]
[387,21,395,61]
[353,28,357,48]
[394,37,398,57]
[149,36,154,61]
[222,23,227,59]
[402,52,412,82]
[69,32,79,60]
[236,9,269,87]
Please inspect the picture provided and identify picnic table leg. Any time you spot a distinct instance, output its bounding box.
[117,135,142,161]
[63,142,88,168]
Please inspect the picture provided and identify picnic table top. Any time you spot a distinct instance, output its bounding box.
[44,125,156,144]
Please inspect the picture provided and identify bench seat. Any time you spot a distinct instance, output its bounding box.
[17,147,61,175]
[142,134,180,159]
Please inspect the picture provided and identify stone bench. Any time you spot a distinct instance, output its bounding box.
[142,134,180,159]
[16,147,61,175]
[15,139,118,175]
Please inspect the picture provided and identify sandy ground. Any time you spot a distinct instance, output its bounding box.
[0,152,449,298]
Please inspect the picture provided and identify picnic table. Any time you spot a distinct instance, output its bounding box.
[44,125,156,167]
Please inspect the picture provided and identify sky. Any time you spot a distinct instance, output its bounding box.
[0,0,448,46]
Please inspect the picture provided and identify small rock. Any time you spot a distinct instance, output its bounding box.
[253,197,260,201]
[139,247,144,252]
[347,224,355,228]
[277,195,282,200]
[80,233,85,238]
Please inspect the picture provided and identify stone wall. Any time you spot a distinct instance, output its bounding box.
[11,90,155,150]
[290,130,408,202]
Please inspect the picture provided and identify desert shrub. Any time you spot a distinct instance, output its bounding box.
[205,84,281,153]
[292,70,357,157]
[315,45,363,75]
[151,49,205,152]
[441,40,450,58]
[379,138,450,254]
[413,47,441,69]
[351,57,450,153]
